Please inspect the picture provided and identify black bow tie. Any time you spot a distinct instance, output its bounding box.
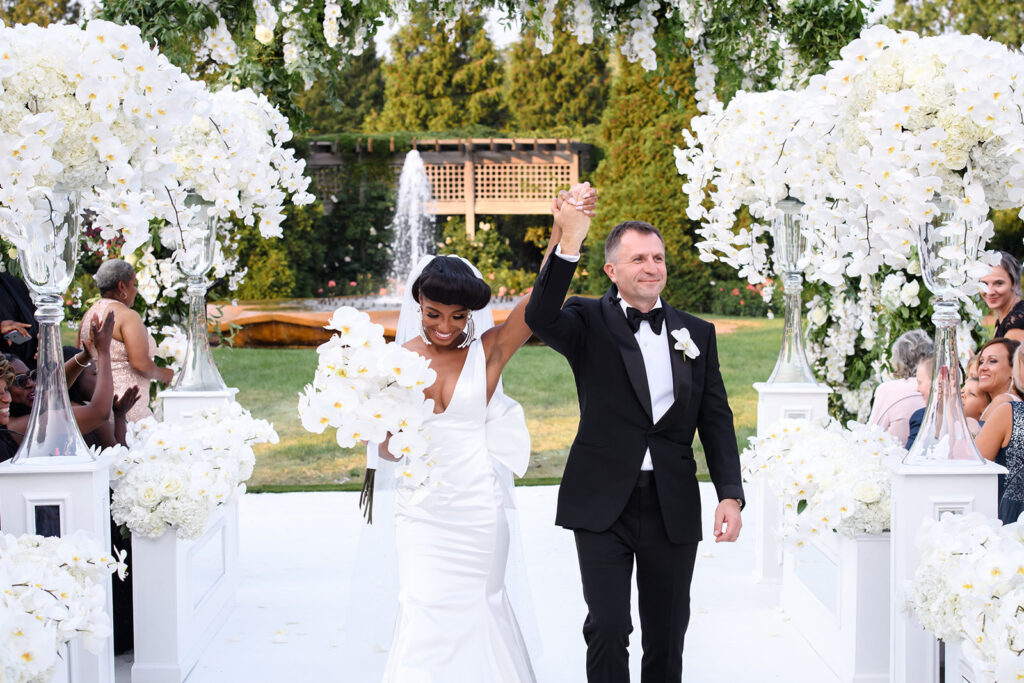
[625,306,664,334]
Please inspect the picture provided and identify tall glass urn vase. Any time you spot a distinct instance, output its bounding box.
[767,197,818,384]
[171,195,227,392]
[11,189,92,463]
[904,201,985,463]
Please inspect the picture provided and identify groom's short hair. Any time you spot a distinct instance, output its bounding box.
[605,221,665,263]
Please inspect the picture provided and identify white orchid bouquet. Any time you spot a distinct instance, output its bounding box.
[0,20,206,254]
[298,307,438,495]
[0,531,126,682]
[910,512,1024,682]
[153,324,188,376]
[679,25,1024,296]
[741,418,903,544]
[109,402,278,539]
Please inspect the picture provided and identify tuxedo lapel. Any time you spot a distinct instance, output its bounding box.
[661,306,693,423]
[600,288,653,421]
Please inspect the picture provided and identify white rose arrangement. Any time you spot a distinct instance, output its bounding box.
[109,402,278,539]
[910,513,1024,682]
[298,307,439,497]
[0,531,126,683]
[741,418,902,544]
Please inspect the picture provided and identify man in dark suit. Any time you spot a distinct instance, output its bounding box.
[525,196,744,682]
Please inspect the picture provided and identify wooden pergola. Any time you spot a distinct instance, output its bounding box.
[306,137,588,237]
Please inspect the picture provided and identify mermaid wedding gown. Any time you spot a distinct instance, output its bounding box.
[382,338,536,683]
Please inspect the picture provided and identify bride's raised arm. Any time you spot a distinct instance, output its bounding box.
[482,183,596,381]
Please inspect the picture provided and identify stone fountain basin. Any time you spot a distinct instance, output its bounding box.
[208,300,513,347]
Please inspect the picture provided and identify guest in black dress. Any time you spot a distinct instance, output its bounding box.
[981,251,1024,343]
[0,272,37,367]
[976,343,1024,523]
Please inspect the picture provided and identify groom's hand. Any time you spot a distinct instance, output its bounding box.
[552,182,595,256]
[713,499,742,543]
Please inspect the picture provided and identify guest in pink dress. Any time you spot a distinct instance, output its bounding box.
[79,260,174,422]
[868,329,933,445]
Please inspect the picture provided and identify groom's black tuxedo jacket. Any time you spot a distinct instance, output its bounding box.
[525,255,744,544]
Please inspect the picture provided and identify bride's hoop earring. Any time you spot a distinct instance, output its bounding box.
[417,305,432,345]
[457,312,475,349]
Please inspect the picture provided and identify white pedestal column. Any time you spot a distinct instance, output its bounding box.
[782,532,890,682]
[0,452,117,683]
[889,460,1003,683]
[752,382,832,582]
[131,499,240,683]
[158,388,238,423]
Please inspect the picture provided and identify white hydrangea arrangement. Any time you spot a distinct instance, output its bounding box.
[741,418,903,544]
[298,307,439,496]
[0,531,126,683]
[678,25,1024,296]
[910,513,1024,682]
[109,402,278,539]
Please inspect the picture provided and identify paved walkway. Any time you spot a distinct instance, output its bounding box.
[116,484,838,682]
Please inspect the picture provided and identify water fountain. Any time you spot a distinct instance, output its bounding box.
[386,150,436,294]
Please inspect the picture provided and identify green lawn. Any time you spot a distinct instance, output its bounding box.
[214,315,783,491]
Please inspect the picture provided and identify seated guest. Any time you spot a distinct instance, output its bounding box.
[966,354,981,381]
[869,329,933,445]
[79,259,174,422]
[981,251,1024,343]
[6,313,116,444]
[0,358,21,462]
[961,377,990,438]
[975,344,1024,523]
[0,271,37,366]
[64,346,140,448]
[977,337,1022,422]
[906,353,935,450]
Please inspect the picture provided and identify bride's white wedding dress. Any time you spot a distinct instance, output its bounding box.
[382,338,537,683]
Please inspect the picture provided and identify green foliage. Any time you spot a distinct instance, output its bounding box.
[585,52,719,312]
[293,50,385,134]
[888,0,1024,47]
[707,279,782,317]
[437,217,537,295]
[234,235,296,300]
[0,0,80,25]
[367,7,507,131]
[505,15,610,133]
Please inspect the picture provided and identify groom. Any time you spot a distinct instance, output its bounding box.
[525,196,744,682]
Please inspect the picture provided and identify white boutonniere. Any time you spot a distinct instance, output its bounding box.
[671,328,700,360]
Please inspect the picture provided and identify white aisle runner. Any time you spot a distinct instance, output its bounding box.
[116,484,838,682]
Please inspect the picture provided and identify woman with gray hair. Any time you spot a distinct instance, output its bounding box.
[981,251,1024,342]
[77,259,174,422]
[868,329,934,444]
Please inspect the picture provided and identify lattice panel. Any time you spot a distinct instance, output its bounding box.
[310,166,345,200]
[424,163,465,202]
[475,163,571,201]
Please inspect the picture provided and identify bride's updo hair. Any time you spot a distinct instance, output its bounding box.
[412,256,491,311]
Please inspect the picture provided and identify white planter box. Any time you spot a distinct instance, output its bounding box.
[782,531,890,682]
[131,498,240,683]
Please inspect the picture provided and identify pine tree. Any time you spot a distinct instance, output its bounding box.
[368,7,506,132]
[585,53,719,312]
[505,21,610,134]
[296,50,385,134]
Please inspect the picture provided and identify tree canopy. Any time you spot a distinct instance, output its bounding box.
[367,8,506,132]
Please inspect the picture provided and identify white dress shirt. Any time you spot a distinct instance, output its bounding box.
[618,299,674,471]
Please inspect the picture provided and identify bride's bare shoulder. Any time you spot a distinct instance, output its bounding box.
[403,337,429,356]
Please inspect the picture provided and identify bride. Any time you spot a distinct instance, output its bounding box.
[374,184,596,682]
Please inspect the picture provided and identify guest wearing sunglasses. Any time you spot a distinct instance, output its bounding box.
[0,357,20,462]
[4,311,116,447]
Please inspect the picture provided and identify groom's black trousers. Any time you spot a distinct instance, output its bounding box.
[574,472,698,683]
